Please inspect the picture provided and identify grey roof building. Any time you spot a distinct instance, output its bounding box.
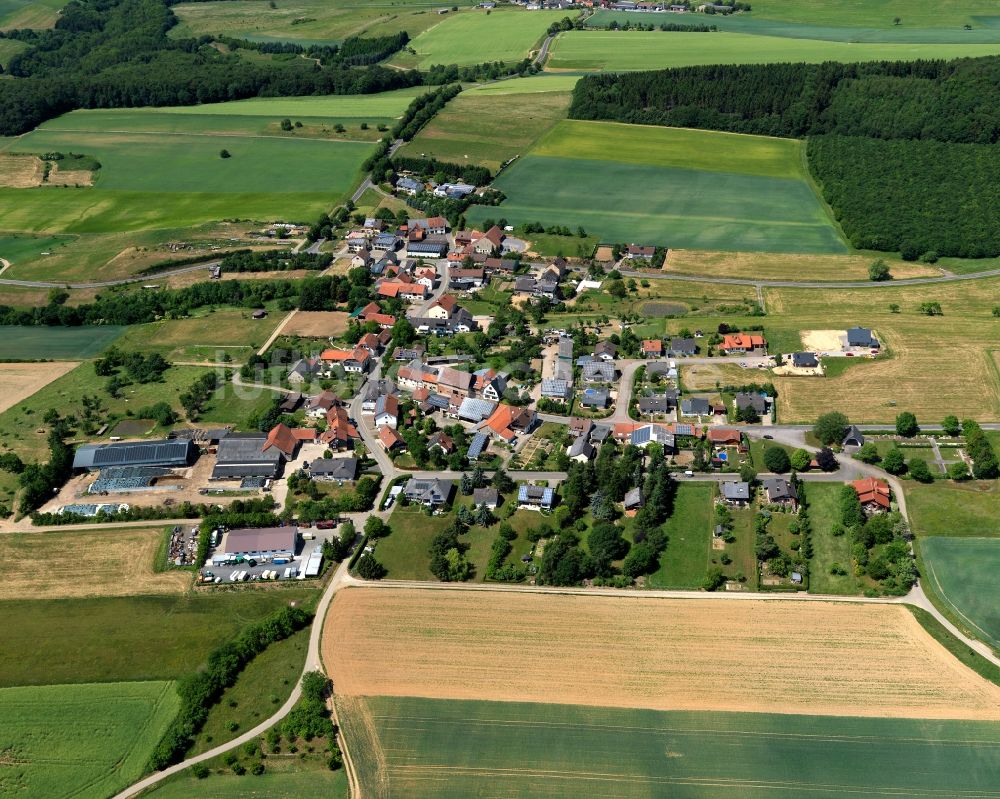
[518,484,555,509]
[668,338,697,356]
[638,395,675,415]
[762,477,797,505]
[557,337,574,359]
[580,387,610,408]
[567,437,596,460]
[735,393,768,414]
[843,424,865,449]
[309,457,358,481]
[624,486,643,510]
[404,477,453,506]
[73,439,196,471]
[681,398,711,416]
[458,397,497,423]
[212,433,283,479]
[845,327,878,348]
[791,352,819,368]
[582,361,615,383]
[541,379,571,399]
[721,481,751,503]
[223,526,298,559]
[472,487,499,508]
[466,431,489,460]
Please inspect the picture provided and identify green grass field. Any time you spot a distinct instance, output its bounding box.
[0,233,76,265]
[0,94,407,234]
[142,770,348,799]
[545,30,1000,71]
[469,121,846,253]
[0,36,26,65]
[0,680,180,799]
[465,74,581,95]
[0,590,317,686]
[587,10,1000,42]
[646,482,713,588]
[399,89,571,172]
[0,325,125,360]
[389,8,565,69]
[746,0,999,29]
[804,482,862,594]
[921,536,1000,650]
[905,481,1000,537]
[343,695,1000,798]
[190,627,309,754]
[170,0,453,44]
[0,0,63,29]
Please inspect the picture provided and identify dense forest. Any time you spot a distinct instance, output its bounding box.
[808,135,1000,259]
[0,0,421,134]
[568,57,1000,144]
[570,57,1000,257]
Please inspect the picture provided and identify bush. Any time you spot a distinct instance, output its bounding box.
[895,411,919,437]
[355,553,386,580]
[907,458,934,483]
[762,447,790,473]
[813,412,849,446]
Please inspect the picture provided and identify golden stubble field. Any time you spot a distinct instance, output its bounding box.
[324,588,1000,721]
[0,362,80,414]
[666,249,942,282]
[279,310,350,338]
[0,527,189,599]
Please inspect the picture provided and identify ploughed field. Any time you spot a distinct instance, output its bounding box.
[324,588,1000,720]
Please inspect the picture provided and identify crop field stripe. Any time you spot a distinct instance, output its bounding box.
[920,537,1000,649]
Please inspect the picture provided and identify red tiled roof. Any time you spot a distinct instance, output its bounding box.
[263,423,298,457]
[379,426,404,449]
[852,477,891,508]
[721,332,766,350]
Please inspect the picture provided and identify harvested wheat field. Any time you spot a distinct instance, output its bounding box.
[680,363,748,391]
[279,310,349,338]
[0,361,80,413]
[665,249,940,282]
[0,527,189,599]
[0,154,44,187]
[325,588,1000,720]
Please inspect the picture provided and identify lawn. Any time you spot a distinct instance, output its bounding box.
[343,695,1000,799]
[388,8,565,69]
[190,627,310,754]
[804,481,862,595]
[0,324,125,360]
[170,0,451,44]
[399,89,571,172]
[921,536,1000,650]
[0,680,180,799]
[545,29,1000,71]
[646,481,713,589]
[114,307,281,362]
[0,589,317,686]
[468,121,846,254]
[143,769,348,799]
[905,481,1000,537]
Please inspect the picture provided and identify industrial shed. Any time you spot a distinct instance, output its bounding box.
[212,433,284,479]
[72,439,196,471]
[222,526,299,560]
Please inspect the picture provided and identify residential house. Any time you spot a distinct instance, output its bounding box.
[351,249,372,269]
[472,487,498,509]
[458,397,497,424]
[681,397,711,417]
[594,341,617,361]
[473,368,507,402]
[638,393,676,416]
[433,183,475,199]
[346,232,368,253]
[309,457,358,482]
[322,406,359,450]
[403,477,453,507]
[360,379,397,413]
[668,338,697,357]
[582,360,616,383]
[762,477,798,508]
[517,484,555,511]
[627,244,655,260]
[472,226,504,255]
[720,332,767,354]
[707,427,742,447]
[569,418,593,439]
[392,345,425,362]
[483,403,536,443]
[541,378,571,400]
[842,425,865,450]
[427,295,458,320]
[580,387,610,408]
[567,437,596,462]
[721,481,751,506]
[641,339,663,357]
[449,267,486,291]
[378,426,405,452]
[372,232,400,252]
[844,326,879,350]
[279,393,303,414]
[373,394,400,429]
[306,390,339,419]
[735,392,768,416]
[428,431,454,455]
[395,176,423,195]
[483,257,516,275]
[629,424,675,451]
[852,477,891,512]
[262,423,306,460]
[287,357,320,386]
[319,347,371,374]
[791,351,819,368]
[624,487,644,515]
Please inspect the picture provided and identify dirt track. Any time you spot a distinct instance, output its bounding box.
[325,587,1000,721]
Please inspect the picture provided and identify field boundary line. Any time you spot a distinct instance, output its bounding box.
[41,127,375,144]
[922,545,997,647]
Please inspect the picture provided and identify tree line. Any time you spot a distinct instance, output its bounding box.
[807,134,1000,259]
[219,249,333,272]
[568,57,1000,144]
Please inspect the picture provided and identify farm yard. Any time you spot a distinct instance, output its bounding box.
[0,527,190,600]
[921,537,1000,651]
[398,88,572,172]
[387,8,564,70]
[341,695,1000,799]
[0,680,180,799]
[544,30,1000,71]
[325,588,1000,719]
[468,121,847,253]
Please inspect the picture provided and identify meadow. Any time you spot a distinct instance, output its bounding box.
[0,527,191,599]
[469,122,846,253]
[544,30,1000,71]
[341,695,1000,799]
[906,481,1000,537]
[0,589,317,686]
[921,536,1000,650]
[399,89,571,172]
[388,8,565,69]
[0,680,180,799]
[464,74,581,95]
[0,0,63,29]
[0,232,75,264]
[0,325,124,360]
[0,361,79,413]
[646,481,713,589]
[144,770,347,799]
[326,588,1000,719]
[803,481,862,595]
[170,0,452,44]
[741,0,999,29]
